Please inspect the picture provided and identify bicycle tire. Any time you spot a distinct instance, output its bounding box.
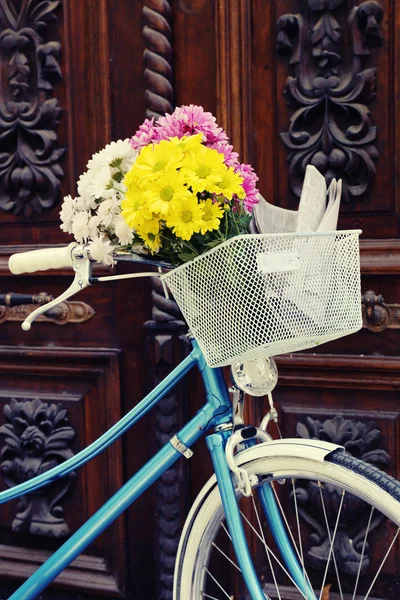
[174,444,400,600]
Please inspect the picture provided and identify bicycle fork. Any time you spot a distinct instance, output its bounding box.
[207,431,317,600]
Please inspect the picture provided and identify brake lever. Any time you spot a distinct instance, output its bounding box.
[21,246,92,331]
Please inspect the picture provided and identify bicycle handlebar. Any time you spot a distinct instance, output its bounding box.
[8,243,78,275]
[7,243,166,330]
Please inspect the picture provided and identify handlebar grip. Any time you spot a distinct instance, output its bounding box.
[8,243,78,275]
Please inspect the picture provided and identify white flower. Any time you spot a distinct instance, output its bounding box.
[87,139,138,172]
[77,167,111,201]
[97,193,121,216]
[114,216,134,246]
[88,215,102,238]
[88,236,115,266]
[71,211,91,243]
[75,194,95,211]
[60,195,76,233]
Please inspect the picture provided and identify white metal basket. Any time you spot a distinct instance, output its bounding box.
[162,230,362,367]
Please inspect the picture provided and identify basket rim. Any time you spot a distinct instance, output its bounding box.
[161,228,362,280]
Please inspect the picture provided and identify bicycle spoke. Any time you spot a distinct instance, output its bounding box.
[271,481,314,597]
[211,541,241,572]
[318,483,345,600]
[351,506,374,600]
[251,494,282,600]
[203,566,233,599]
[221,521,232,541]
[240,510,312,599]
[291,477,309,599]
[201,592,224,600]
[362,527,400,600]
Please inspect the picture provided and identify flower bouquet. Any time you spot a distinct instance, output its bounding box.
[60,105,259,266]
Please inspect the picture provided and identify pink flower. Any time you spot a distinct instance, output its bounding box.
[155,112,187,140]
[156,105,228,145]
[130,118,158,149]
[179,105,228,144]
[235,163,260,210]
[209,141,239,167]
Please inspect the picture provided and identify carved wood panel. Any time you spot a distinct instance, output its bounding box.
[1,0,400,598]
[271,353,400,597]
[250,0,399,238]
[0,0,113,246]
[0,347,125,597]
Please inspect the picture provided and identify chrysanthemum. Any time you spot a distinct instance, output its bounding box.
[181,146,226,194]
[131,139,184,183]
[136,219,161,253]
[166,196,204,240]
[88,235,115,266]
[234,163,260,210]
[77,166,114,201]
[60,195,77,233]
[71,211,91,242]
[144,170,192,216]
[209,167,245,200]
[168,134,203,155]
[121,180,145,228]
[113,216,134,246]
[130,119,159,150]
[154,112,187,140]
[209,141,239,168]
[97,196,121,227]
[87,139,138,172]
[174,105,228,144]
[199,199,224,234]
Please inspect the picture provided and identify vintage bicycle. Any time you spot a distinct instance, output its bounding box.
[3,229,400,600]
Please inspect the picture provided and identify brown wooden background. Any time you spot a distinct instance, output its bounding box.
[0,1,399,598]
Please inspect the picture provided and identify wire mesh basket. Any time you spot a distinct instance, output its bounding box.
[162,230,362,368]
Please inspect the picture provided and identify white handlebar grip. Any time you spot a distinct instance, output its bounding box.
[8,243,78,275]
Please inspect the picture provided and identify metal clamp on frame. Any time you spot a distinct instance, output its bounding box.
[170,435,193,459]
[225,426,272,497]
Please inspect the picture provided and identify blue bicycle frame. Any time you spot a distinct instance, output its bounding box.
[1,339,314,600]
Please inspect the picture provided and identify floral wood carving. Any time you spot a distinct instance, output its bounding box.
[0,0,65,216]
[142,0,174,120]
[296,415,390,575]
[0,398,75,537]
[277,0,383,203]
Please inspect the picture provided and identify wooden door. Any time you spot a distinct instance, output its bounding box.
[1,1,399,599]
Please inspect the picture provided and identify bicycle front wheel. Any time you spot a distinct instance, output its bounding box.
[174,443,400,600]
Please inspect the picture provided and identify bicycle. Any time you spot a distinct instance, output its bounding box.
[3,230,400,600]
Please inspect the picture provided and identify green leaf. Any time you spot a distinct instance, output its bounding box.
[178,252,197,263]
[204,240,222,249]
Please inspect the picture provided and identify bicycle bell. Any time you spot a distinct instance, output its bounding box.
[231,356,278,397]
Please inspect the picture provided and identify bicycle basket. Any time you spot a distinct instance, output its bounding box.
[161,230,362,367]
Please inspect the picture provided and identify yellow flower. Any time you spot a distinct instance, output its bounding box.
[121,179,156,229]
[121,180,145,228]
[136,218,161,253]
[181,146,226,194]
[209,167,245,199]
[166,196,204,240]
[168,134,203,155]
[199,199,224,234]
[144,170,192,216]
[130,139,184,183]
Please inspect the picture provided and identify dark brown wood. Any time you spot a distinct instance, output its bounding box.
[0,348,125,596]
[1,0,400,597]
[277,1,383,203]
[0,0,65,217]
[216,0,252,163]
[143,0,174,119]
